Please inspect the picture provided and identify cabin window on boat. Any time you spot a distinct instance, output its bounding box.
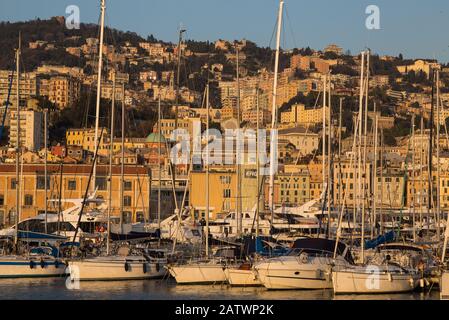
[136,212,144,222]
[24,194,33,206]
[95,177,107,190]
[68,180,77,190]
[123,196,132,207]
[7,210,15,225]
[36,176,50,190]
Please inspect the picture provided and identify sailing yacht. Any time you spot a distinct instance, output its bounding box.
[0,246,66,278]
[224,237,288,287]
[0,195,108,241]
[332,243,427,294]
[66,0,168,281]
[254,238,353,290]
[67,246,168,281]
[167,246,240,284]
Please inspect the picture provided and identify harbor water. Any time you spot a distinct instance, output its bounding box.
[0,277,439,300]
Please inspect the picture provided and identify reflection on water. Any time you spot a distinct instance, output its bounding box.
[0,277,439,300]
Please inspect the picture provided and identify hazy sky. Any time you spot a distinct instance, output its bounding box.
[1,0,449,62]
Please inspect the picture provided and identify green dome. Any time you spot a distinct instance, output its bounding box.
[146,133,166,143]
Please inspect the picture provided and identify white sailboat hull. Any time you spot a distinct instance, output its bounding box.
[68,257,166,281]
[224,268,261,287]
[168,263,227,284]
[0,257,66,278]
[332,268,419,294]
[440,271,449,300]
[254,257,334,290]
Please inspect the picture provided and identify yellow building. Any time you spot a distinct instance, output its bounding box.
[66,128,109,153]
[189,165,260,220]
[281,104,329,126]
[0,164,151,226]
[333,157,372,208]
[153,118,200,141]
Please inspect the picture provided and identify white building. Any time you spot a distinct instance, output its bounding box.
[9,109,44,152]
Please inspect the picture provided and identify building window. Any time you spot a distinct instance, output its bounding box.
[68,180,77,190]
[24,195,33,206]
[36,176,50,190]
[220,176,231,184]
[11,179,17,190]
[124,180,132,191]
[95,177,107,190]
[124,196,132,207]
[223,189,231,198]
[0,195,3,206]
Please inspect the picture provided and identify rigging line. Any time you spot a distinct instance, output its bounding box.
[71,127,105,245]
[284,4,299,51]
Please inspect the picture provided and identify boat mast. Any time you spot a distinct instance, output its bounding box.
[420,115,424,230]
[357,51,366,263]
[372,103,378,238]
[338,97,343,221]
[14,34,21,246]
[327,74,332,238]
[236,43,242,237]
[256,85,260,238]
[120,83,125,232]
[436,69,441,240]
[380,127,384,233]
[411,114,416,242]
[158,95,162,234]
[322,74,327,217]
[428,69,435,233]
[205,83,210,257]
[362,50,369,248]
[92,0,106,190]
[44,108,48,234]
[107,70,115,255]
[268,0,284,224]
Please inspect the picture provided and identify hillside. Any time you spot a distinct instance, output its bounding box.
[0,17,150,70]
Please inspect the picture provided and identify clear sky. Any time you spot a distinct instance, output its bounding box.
[1,0,448,62]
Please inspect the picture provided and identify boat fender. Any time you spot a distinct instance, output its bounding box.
[156,263,160,272]
[29,260,35,269]
[124,261,130,272]
[419,278,424,288]
[387,273,392,282]
[143,263,147,274]
[40,259,45,269]
[299,253,308,264]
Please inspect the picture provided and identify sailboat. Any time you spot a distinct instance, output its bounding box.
[0,35,67,278]
[167,82,230,284]
[67,0,167,281]
[254,238,353,290]
[332,51,421,294]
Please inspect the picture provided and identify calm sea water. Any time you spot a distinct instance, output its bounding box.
[0,277,439,300]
